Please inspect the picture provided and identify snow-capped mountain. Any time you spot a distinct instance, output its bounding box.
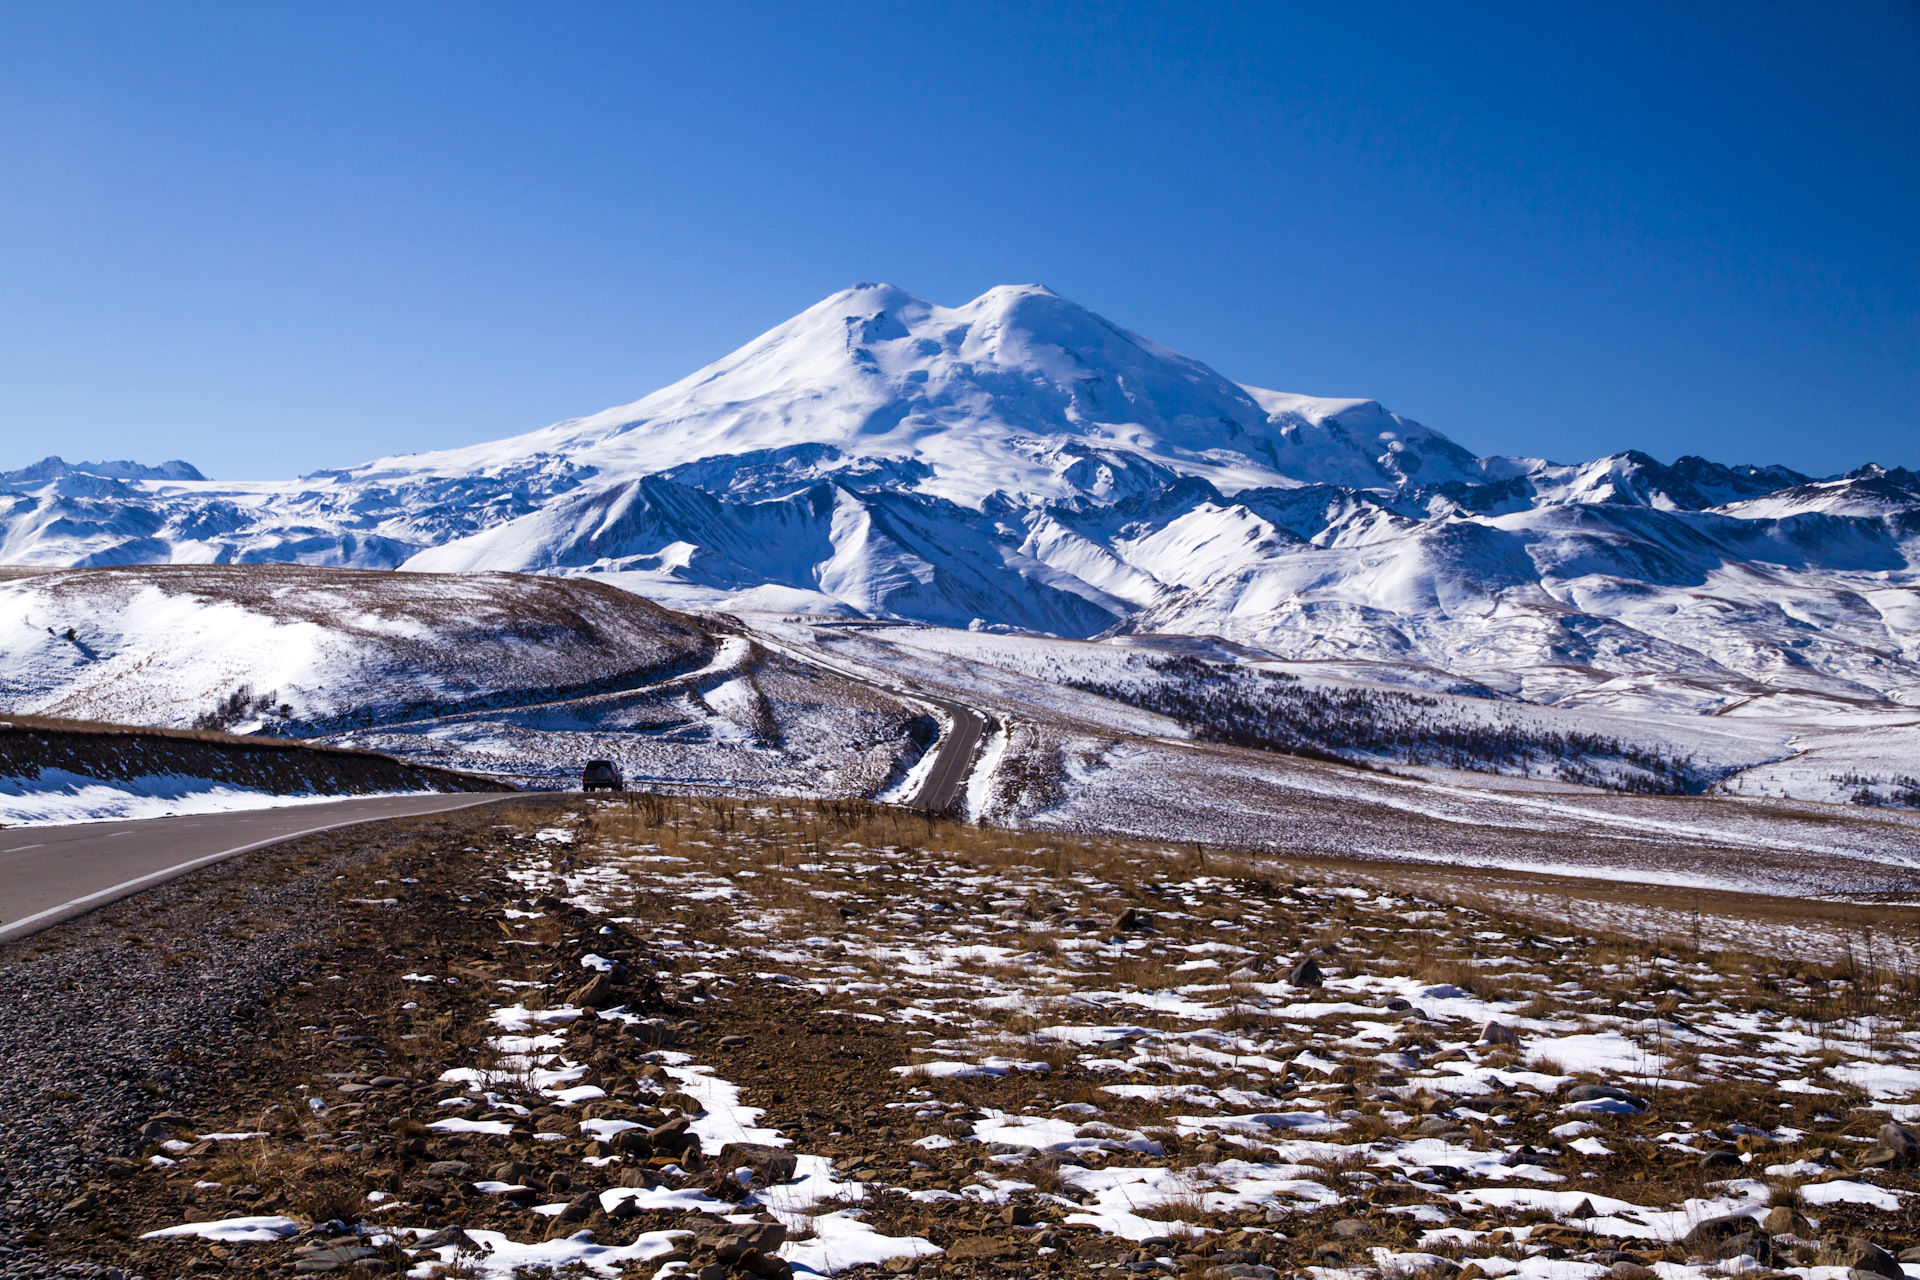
[3,283,1917,716]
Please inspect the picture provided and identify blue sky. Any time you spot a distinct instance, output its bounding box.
[1,2,1914,479]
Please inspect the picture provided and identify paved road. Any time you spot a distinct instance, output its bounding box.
[729,620,992,814]
[911,699,987,812]
[0,792,519,944]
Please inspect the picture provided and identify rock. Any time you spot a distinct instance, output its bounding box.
[294,1246,378,1273]
[1002,1205,1033,1226]
[1817,1237,1902,1280]
[1331,1219,1370,1238]
[558,1191,599,1223]
[719,1222,789,1253]
[489,1161,530,1183]
[415,1227,474,1249]
[1564,1084,1647,1111]
[569,973,617,1009]
[1728,1233,1776,1264]
[650,1114,696,1153]
[1898,1247,1920,1265]
[1684,1213,1759,1247]
[1699,1150,1742,1171]
[1762,1205,1798,1236]
[426,1161,471,1180]
[1379,997,1412,1012]
[1112,907,1151,931]
[659,1090,708,1116]
[1857,1146,1899,1169]
[949,1237,1017,1259]
[1878,1123,1920,1165]
[714,1142,799,1187]
[1481,1021,1522,1048]
[611,1128,654,1155]
[719,1034,750,1048]
[1609,1265,1656,1280]
[1288,958,1324,988]
[1207,1267,1280,1280]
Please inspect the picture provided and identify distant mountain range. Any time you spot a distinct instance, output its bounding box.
[4,282,1916,716]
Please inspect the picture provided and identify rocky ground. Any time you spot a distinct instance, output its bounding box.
[7,795,1920,1280]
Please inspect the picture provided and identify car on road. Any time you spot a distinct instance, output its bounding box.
[581,759,624,792]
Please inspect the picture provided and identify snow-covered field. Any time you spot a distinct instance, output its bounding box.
[0,564,709,734]
[124,798,1920,1278]
[1,561,1912,887]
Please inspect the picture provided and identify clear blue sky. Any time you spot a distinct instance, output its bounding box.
[1,2,1915,480]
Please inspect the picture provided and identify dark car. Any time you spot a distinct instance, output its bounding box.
[581,759,624,792]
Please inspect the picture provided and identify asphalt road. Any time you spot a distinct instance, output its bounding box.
[911,699,987,812]
[0,792,518,944]
[731,621,991,814]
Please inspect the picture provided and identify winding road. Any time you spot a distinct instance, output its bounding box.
[0,792,518,945]
[0,620,992,943]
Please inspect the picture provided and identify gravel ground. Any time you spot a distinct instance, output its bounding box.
[0,802,552,1280]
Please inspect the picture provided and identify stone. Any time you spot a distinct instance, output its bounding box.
[719,1034,750,1048]
[949,1237,1017,1259]
[1684,1213,1758,1248]
[1288,958,1324,988]
[1206,1267,1281,1280]
[1898,1247,1920,1265]
[569,973,617,1009]
[1762,1206,1797,1236]
[1857,1146,1898,1169]
[489,1161,530,1183]
[1331,1219,1370,1238]
[415,1227,474,1249]
[1609,1266,1656,1280]
[1002,1205,1033,1226]
[721,1222,789,1253]
[1481,1021,1522,1048]
[426,1161,471,1180]
[294,1246,378,1273]
[1727,1232,1775,1264]
[650,1114,696,1153]
[659,1090,708,1116]
[1878,1123,1920,1165]
[558,1191,599,1223]
[717,1142,799,1186]
[1564,1084,1646,1111]
[611,1128,653,1155]
[1817,1237,1901,1280]
[1112,907,1151,931]
[1699,1150,1742,1171]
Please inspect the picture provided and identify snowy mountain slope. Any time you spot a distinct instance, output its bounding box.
[0,565,709,733]
[1,282,1916,722]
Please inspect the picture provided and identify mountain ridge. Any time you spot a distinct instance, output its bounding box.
[2,282,1915,718]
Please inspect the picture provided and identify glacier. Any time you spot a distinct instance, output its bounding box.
[2,281,1917,718]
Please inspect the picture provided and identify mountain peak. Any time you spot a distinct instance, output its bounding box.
[2,456,205,485]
